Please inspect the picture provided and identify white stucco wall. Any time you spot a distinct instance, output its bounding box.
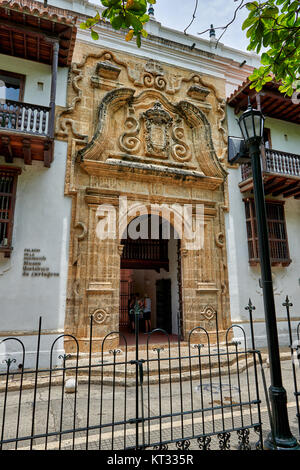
[264,117,300,155]
[227,106,300,154]
[0,54,68,107]
[0,37,70,369]
[0,141,71,368]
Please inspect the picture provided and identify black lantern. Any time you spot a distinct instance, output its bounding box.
[238,100,265,145]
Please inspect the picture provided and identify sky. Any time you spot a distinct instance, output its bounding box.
[153,0,250,51]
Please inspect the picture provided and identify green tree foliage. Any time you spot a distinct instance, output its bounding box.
[242,1,300,95]
[80,0,156,47]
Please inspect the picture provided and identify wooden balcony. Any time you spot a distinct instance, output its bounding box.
[227,80,300,125]
[0,99,53,167]
[121,239,169,271]
[0,0,77,168]
[240,148,300,199]
[0,0,77,67]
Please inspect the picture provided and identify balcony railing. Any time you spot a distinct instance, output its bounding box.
[122,239,169,262]
[0,99,50,136]
[121,238,169,270]
[241,148,300,181]
[265,148,300,176]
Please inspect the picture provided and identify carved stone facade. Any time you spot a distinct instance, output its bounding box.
[57,43,231,351]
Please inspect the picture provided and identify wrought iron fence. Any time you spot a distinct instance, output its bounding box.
[0,308,275,451]
[283,296,300,437]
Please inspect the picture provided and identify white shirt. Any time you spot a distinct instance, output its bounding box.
[144,298,151,312]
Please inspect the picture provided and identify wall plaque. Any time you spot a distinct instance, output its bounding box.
[22,248,60,278]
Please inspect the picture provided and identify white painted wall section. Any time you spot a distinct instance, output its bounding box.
[0,54,68,107]
[0,141,71,368]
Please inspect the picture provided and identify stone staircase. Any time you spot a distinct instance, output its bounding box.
[63,342,269,386]
[1,343,291,392]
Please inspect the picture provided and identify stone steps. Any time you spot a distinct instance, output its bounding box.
[0,350,290,392]
[65,351,252,378]
[0,354,268,392]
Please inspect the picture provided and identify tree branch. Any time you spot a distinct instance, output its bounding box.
[198,0,246,43]
[184,0,199,34]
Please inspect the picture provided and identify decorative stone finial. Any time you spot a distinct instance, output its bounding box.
[209,24,216,40]
[148,5,154,16]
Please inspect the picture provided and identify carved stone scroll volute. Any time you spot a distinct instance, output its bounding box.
[171,116,191,163]
[144,60,167,90]
[118,107,141,154]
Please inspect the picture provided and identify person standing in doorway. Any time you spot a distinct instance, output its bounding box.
[143,294,151,333]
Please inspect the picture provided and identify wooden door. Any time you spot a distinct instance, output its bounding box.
[156,279,172,333]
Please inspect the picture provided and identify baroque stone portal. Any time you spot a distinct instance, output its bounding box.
[57,46,231,351]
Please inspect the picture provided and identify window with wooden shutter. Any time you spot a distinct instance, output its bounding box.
[244,198,291,267]
[0,166,21,257]
[0,70,25,102]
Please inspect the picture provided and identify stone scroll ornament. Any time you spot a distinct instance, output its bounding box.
[127,60,170,92]
[171,116,191,162]
[119,102,191,163]
[118,107,141,154]
[78,87,227,180]
[144,60,167,90]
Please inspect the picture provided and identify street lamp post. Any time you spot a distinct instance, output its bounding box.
[238,102,300,450]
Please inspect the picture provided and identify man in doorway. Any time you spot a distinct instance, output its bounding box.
[143,294,151,333]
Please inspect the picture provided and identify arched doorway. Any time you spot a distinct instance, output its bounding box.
[119,214,182,338]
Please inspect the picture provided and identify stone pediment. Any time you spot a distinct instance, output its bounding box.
[78,88,226,180]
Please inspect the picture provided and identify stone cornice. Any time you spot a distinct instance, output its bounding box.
[81,159,224,190]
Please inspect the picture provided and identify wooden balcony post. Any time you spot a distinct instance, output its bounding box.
[48,40,59,140]
[261,145,267,172]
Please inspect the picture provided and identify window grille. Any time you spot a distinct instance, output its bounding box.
[244,198,291,266]
[0,167,20,257]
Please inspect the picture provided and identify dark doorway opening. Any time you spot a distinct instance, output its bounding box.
[119,215,182,339]
[156,278,172,333]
